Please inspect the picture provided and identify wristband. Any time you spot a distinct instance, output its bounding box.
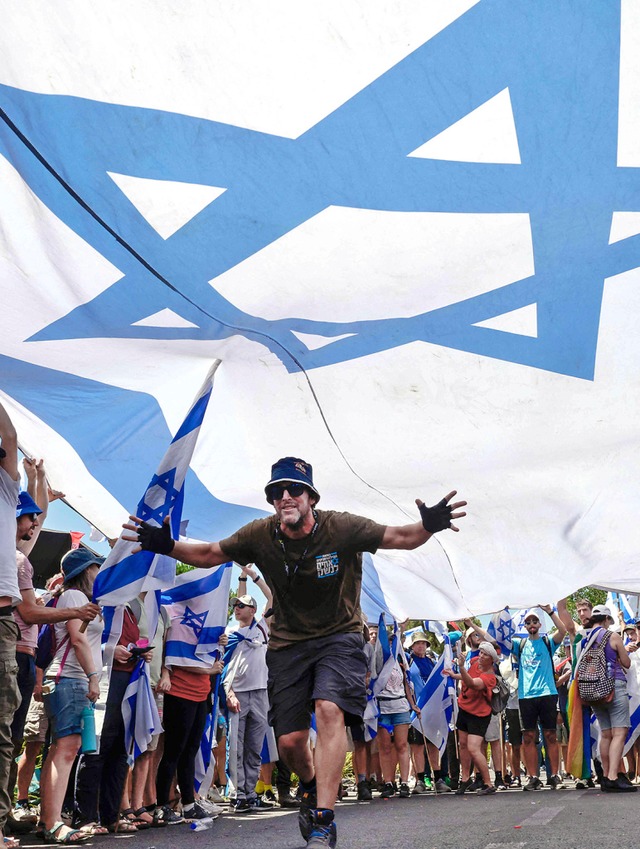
[238,576,247,581]
[252,575,262,583]
[87,671,98,678]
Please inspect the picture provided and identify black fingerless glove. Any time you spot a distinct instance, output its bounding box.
[418,498,452,533]
[138,520,175,555]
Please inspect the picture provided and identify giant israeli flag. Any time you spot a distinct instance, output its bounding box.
[3,2,640,619]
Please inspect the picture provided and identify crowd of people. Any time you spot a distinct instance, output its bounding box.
[0,398,637,849]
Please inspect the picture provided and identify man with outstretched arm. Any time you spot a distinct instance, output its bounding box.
[124,456,466,849]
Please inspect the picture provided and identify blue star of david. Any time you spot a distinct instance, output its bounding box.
[180,605,207,638]
[1,0,638,380]
[136,468,181,525]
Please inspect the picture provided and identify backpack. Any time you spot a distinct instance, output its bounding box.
[577,629,615,705]
[490,672,510,715]
[35,596,68,671]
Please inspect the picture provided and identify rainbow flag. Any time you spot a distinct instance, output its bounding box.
[566,678,591,780]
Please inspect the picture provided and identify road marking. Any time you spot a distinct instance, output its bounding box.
[518,805,564,825]
[485,843,527,848]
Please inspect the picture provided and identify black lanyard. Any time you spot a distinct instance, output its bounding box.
[275,510,319,584]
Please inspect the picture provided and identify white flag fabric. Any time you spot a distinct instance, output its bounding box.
[93,366,217,606]
[163,564,233,669]
[3,3,640,618]
[122,657,162,764]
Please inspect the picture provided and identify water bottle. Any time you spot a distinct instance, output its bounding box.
[80,705,97,754]
[190,818,213,831]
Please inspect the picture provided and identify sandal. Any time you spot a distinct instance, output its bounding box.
[131,808,154,828]
[43,822,90,844]
[76,823,109,836]
[107,818,138,834]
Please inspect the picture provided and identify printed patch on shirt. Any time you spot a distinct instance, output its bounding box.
[315,552,339,579]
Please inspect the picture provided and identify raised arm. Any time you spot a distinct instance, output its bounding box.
[557,597,577,639]
[0,400,18,482]
[19,458,50,556]
[238,563,273,616]
[540,604,567,644]
[379,491,467,550]
[122,514,230,567]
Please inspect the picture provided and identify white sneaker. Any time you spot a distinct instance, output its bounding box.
[197,798,223,817]
[207,786,225,804]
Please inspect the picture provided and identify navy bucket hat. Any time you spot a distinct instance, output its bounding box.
[61,548,105,583]
[264,457,320,504]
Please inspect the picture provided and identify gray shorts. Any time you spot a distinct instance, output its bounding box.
[592,680,630,731]
[266,632,367,738]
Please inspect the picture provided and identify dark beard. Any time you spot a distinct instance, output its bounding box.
[21,532,32,541]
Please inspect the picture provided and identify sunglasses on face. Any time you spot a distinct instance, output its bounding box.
[525,618,539,625]
[234,602,251,610]
[266,482,307,503]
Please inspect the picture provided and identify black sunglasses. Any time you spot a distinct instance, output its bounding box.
[524,618,540,625]
[234,602,250,609]
[266,482,307,503]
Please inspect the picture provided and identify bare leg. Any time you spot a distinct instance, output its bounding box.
[466,735,491,787]
[376,727,396,784]
[607,728,628,780]
[40,736,81,831]
[16,740,42,801]
[393,725,410,783]
[543,729,560,775]
[457,731,472,782]
[522,730,538,777]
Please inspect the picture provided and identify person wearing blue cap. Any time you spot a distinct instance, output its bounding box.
[125,456,466,848]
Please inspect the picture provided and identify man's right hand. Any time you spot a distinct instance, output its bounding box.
[227,693,241,713]
[122,515,175,555]
[75,603,101,622]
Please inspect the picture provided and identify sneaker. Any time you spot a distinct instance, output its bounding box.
[379,782,395,799]
[230,798,252,814]
[601,777,620,793]
[306,811,337,849]
[511,776,522,789]
[194,799,222,818]
[467,776,483,792]
[574,779,587,789]
[549,774,566,790]
[12,803,38,825]
[398,782,410,798]
[278,791,301,808]
[613,776,637,793]
[586,777,596,788]
[455,780,471,795]
[357,780,372,801]
[411,779,427,795]
[494,780,508,791]
[263,789,277,803]
[617,772,635,789]
[153,805,184,825]
[183,802,213,822]
[249,796,276,811]
[435,779,452,794]
[523,776,542,791]
[476,784,497,795]
[207,786,225,804]
[298,785,317,841]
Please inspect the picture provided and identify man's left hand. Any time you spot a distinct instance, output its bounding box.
[416,491,467,534]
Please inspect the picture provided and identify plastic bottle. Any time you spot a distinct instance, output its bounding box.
[80,705,97,754]
[190,818,214,832]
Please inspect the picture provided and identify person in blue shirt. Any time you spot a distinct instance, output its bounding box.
[511,605,566,791]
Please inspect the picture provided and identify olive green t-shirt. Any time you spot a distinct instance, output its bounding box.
[220,510,386,650]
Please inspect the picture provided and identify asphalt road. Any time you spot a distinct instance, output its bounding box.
[18,783,640,849]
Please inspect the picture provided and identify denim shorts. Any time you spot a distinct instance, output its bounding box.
[43,677,90,740]
[379,710,412,728]
[592,680,630,731]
